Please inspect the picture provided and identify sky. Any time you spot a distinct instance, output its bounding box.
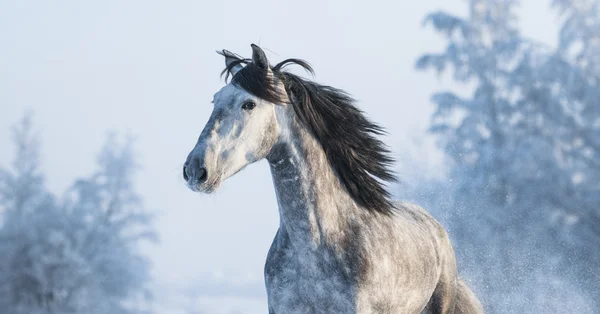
[0,0,557,312]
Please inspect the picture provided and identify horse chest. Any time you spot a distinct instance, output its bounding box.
[264,224,442,314]
[265,238,356,313]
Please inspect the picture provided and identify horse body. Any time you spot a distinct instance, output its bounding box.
[265,107,456,313]
[183,44,484,314]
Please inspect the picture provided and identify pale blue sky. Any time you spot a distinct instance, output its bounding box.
[0,0,556,311]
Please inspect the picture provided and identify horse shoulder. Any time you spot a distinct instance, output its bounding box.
[393,201,450,239]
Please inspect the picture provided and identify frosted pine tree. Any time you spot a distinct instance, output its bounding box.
[0,114,59,312]
[416,0,523,205]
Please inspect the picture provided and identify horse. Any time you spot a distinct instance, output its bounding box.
[183,44,484,314]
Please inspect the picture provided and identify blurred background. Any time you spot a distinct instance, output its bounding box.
[0,0,598,313]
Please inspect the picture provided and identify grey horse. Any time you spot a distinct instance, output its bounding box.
[183,44,484,314]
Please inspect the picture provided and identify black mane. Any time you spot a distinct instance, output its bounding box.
[218,50,398,215]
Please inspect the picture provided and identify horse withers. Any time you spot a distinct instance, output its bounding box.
[183,44,484,314]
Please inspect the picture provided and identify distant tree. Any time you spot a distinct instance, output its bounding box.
[533,0,600,235]
[416,0,524,206]
[415,0,599,312]
[0,114,58,312]
[0,114,156,314]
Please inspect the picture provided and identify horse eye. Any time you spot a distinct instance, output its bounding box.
[242,101,256,110]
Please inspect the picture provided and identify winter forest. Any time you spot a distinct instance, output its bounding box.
[0,0,598,313]
[0,115,156,314]
[408,0,600,312]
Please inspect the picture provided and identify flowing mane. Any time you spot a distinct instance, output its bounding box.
[218,50,397,215]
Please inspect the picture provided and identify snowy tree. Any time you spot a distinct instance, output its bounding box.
[416,0,524,206]
[534,0,600,235]
[0,114,58,311]
[0,114,156,314]
[415,0,599,312]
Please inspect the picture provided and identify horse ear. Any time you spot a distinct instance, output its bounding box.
[222,49,243,76]
[251,44,269,70]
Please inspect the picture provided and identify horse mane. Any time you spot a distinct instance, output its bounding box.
[218,50,398,215]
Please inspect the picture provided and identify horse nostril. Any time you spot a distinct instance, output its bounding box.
[198,168,208,183]
[183,158,208,185]
[183,164,189,181]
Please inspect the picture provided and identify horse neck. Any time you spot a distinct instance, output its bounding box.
[267,113,362,250]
